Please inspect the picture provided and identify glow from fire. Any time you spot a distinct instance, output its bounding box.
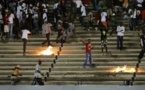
[114,65,135,73]
[41,46,53,55]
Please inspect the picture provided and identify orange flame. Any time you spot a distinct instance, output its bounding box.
[114,65,135,73]
[41,46,53,55]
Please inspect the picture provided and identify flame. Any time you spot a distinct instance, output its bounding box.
[130,68,135,73]
[122,65,127,72]
[114,65,135,73]
[41,46,53,55]
[115,67,120,72]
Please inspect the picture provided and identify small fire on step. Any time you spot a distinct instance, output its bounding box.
[41,46,53,55]
[114,65,135,73]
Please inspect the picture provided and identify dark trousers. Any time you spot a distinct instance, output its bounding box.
[138,49,145,60]
[1,32,9,40]
[22,39,27,54]
[31,78,44,85]
[101,46,108,53]
[90,0,97,10]
[42,33,50,46]
[117,36,123,50]
[79,16,84,26]
[110,25,117,35]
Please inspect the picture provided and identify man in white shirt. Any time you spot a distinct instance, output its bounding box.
[76,0,82,9]
[79,5,86,26]
[42,21,52,46]
[8,12,15,39]
[17,4,22,24]
[21,28,31,56]
[32,59,44,85]
[117,22,125,51]
[43,11,47,23]
[101,10,107,29]
[75,0,82,18]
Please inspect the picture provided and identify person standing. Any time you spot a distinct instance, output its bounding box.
[79,4,86,26]
[1,14,9,41]
[32,59,44,85]
[117,22,125,51]
[41,21,53,47]
[0,11,3,37]
[81,39,94,68]
[10,65,22,85]
[21,27,31,56]
[138,34,145,63]
[110,13,117,35]
[8,11,15,39]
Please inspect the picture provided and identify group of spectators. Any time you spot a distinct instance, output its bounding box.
[1,0,145,85]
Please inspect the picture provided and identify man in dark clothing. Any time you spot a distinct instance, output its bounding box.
[100,24,107,41]
[110,14,117,35]
[1,14,9,41]
[138,33,145,63]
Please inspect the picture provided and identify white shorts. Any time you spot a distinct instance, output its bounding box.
[4,25,9,33]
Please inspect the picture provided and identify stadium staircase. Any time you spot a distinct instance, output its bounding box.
[0,1,145,85]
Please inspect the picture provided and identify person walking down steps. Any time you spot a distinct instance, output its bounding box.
[31,59,44,85]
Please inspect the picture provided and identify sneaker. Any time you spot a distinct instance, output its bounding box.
[95,27,98,31]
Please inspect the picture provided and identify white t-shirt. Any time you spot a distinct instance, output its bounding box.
[117,26,125,36]
[43,13,47,22]
[76,0,82,8]
[101,12,107,22]
[9,13,15,24]
[137,0,143,7]
[128,8,132,14]
[17,5,22,18]
[22,29,30,39]
[81,5,86,16]
[34,64,42,78]
[0,4,2,9]
[53,3,59,9]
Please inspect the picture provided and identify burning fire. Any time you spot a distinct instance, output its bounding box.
[114,65,135,73]
[41,46,53,55]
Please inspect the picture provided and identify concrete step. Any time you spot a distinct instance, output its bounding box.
[0,41,140,46]
[0,57,142,61]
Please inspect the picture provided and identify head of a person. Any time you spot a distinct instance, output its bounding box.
[88,39,91,43]
[120,22,123,26]
[38,59,42,65]
[44,21,48,24]
[16,65,21,69]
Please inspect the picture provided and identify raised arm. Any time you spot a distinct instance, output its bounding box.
[80,40,85,44]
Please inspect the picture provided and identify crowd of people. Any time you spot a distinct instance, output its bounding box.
[0,0,145,85]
